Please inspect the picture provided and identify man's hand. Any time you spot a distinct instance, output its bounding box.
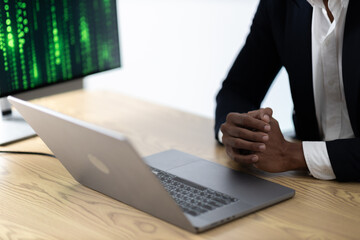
[220,108,273,165]
[253,116,307,172]
[221,108,307,172]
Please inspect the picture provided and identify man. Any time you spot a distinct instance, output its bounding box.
[215,0,360,181]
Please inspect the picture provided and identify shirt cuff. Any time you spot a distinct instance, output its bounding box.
[302,141,336,180]
[218,129,223,144]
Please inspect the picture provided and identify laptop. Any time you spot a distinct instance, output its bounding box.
[8,96,295,233]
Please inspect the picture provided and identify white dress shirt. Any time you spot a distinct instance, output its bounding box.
[303,0,353,180]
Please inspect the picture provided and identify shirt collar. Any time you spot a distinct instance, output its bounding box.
[307,0,349,9]
[307,0,349,22]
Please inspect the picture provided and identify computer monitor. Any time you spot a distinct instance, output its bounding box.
[0,0,121,145]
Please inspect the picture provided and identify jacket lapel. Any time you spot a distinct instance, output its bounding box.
[343,0,360,136]
[284,0,321,140]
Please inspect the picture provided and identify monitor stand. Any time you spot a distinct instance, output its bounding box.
[0,78,83,146]
[0,98,36,146]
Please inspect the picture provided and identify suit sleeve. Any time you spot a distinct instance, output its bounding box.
[327,139,360,181]
[215,0,282,141]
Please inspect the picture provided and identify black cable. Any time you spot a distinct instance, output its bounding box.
[0,150,56,158]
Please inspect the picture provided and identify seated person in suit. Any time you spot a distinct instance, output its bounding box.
[215,0,360,181]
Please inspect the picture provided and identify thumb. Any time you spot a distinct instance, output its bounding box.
[261,107,273,123]
[248,108,273,123]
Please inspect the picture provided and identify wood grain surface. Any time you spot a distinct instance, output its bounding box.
[0,90,359,240]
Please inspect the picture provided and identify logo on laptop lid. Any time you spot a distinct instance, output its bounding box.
[87,153,110,174]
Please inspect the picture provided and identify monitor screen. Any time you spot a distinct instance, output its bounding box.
[0,0,121,98]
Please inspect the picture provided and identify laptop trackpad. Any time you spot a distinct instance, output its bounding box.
[144,149,202,170]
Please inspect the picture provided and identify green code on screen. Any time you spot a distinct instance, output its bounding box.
[0,0,120,96]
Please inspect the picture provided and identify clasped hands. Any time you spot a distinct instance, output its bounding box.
[220,108,307,172]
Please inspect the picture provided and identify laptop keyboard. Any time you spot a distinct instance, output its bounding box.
[151,168,238,217]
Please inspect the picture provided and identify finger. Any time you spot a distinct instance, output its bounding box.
[248,108,273,123]
[221,124,269,142]
[226,113,271,132]
[225,146,259,164]
[223,136,266,152]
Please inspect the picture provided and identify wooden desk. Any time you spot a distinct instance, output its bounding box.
[0,90,359,239]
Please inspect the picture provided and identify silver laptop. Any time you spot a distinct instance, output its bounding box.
[8,96,295,233]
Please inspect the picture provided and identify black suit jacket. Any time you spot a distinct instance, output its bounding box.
[215,0,360,181]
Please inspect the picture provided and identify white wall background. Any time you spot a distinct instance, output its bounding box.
[85,0,294,132]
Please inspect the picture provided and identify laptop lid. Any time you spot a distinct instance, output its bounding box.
[8,96,195,232]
